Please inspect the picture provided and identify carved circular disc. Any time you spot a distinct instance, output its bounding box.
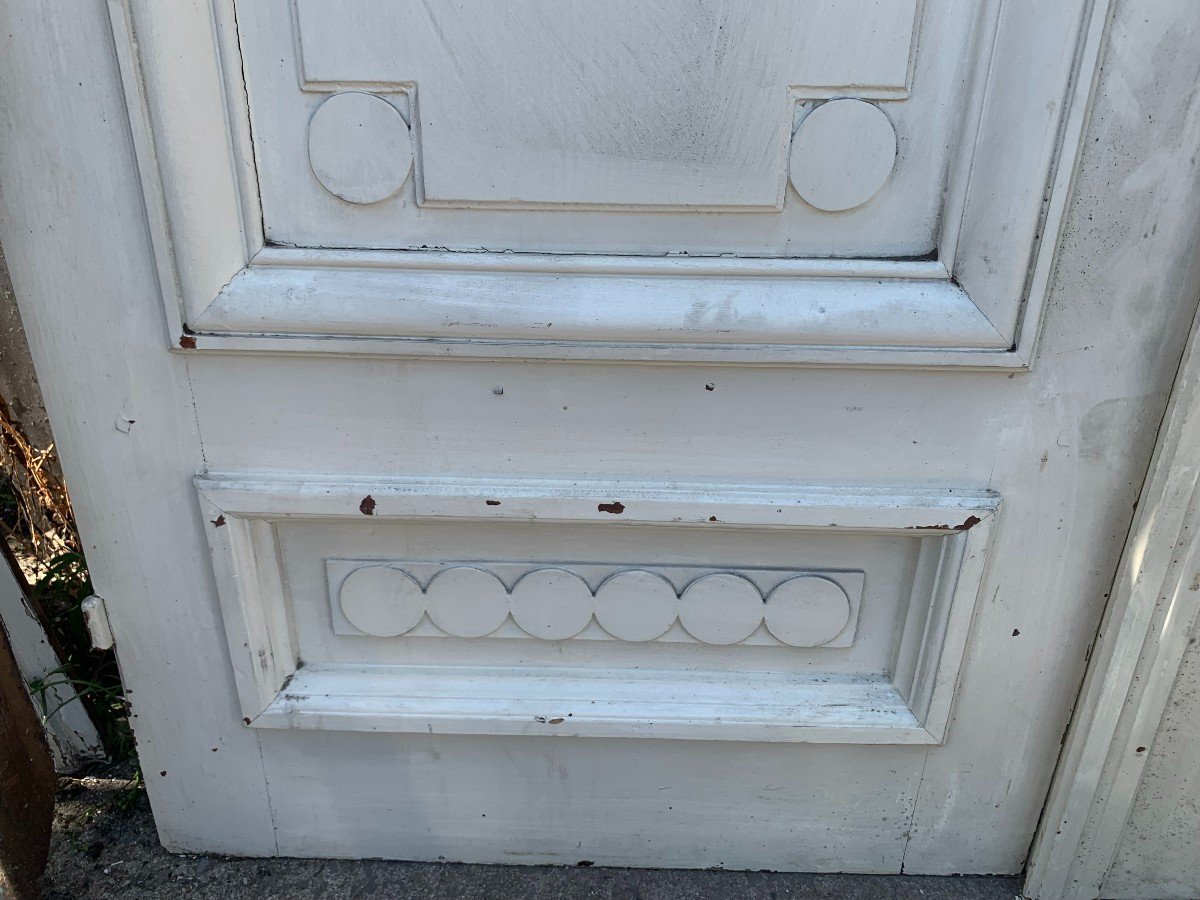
[307,91,413,204]
[339,565,424,637]
[509,568,594,640]
[678,573,763,645]
[764,576,851,647]
[425,566,510,638]
[789,99,897,212]
[593,570,679,642]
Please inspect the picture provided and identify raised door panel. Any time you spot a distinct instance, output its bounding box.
[241,0,959,257]
[117,0,1101,364]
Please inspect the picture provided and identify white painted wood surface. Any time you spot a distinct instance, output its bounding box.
[196,476,995,745]
[789,100,898,213]
[281,0,926,213]
[0,559,102,771]
[307,92,413,205]
[114,0,1099,366]
[1024,16,1200,887]
[1102,636,1200,898]
[0,0,277,855]
[324,560,868,651]
[202,251,1008,365]
[3,0,1200,878]
[259,664,932,744]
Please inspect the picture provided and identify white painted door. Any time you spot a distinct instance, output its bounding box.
[5,0,1200,876]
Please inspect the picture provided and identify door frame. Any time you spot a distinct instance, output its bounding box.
[1025,296,1200,897]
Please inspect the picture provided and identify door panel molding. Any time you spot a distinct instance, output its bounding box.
[196,474,999,744]
[108,0,1111,368]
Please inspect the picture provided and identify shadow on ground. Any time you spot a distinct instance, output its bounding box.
[41,765,1024,900]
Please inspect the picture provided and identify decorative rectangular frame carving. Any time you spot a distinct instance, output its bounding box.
[109,0,1110,368]
[196,474,999,743]
[324,559,866,647]
[286,0,921,213]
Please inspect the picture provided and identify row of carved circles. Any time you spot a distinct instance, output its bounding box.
[337,565,851,647]
[308,92,897,212]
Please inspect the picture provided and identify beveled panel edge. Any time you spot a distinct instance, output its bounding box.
[186,253,1007,362]
[254,664,936,743]
[194,473,1001,531]
[946,0,1112,354]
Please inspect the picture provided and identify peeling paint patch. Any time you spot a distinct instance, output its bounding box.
[907,514,983,532]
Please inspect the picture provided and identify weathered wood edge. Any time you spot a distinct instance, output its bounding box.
[1024,301,1200,897]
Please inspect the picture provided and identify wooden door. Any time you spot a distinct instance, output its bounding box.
[4,0,1200,876]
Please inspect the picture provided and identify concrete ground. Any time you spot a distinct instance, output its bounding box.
[38,765,1024,899]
